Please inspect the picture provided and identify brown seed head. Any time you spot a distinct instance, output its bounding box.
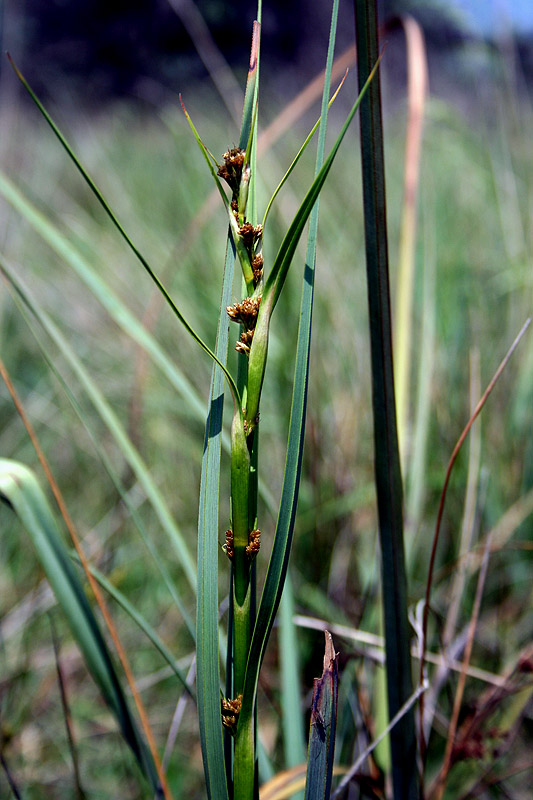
[246,529,261,559]
[235,330,254,355]
[252,254,263,285]
[221,694,243,731]
[224,529,234,560]
[226,296,261,329]
[217,148,246,194]
[239,222,263,249]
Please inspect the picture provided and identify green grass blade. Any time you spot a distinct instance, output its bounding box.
[196,238,234,800]
[180,67,261,290]
[241,16,261,229]
[179,98,232,211]
[304,632,338,800]
[354,3,419,798]
[234,5,342,797]
[280,574,306,777]
[263,59,380,311]
[0,459,160,793]
[406,204,436,554]
[180,101,255,290]
[42,360,196,641]
[7,58,240,407]
[0,258,198,593]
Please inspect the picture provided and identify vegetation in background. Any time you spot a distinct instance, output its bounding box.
[0,2,532,799]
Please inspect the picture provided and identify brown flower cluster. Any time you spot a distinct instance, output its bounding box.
[221,694,243,731]
[217,147,245,195]
[227,295,262,356]
[246,529,261,559]
[224,528,234,560]
[238,221,263,250]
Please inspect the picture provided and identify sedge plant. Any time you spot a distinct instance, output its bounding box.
[0,2,388,798]
[2,1,531,799]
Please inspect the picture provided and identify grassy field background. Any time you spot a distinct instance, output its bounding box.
[0,45,532,798]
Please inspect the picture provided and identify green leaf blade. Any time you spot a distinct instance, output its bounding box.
[354,3,419,798]
[196,230,235,800]
[0,459,160,793]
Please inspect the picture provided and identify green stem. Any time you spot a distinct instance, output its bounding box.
[233,722,256,800]
[233,584,252,697]
[354,2,419,798]
[230,409,252,697]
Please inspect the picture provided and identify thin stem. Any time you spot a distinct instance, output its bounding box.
[418,317,531,760]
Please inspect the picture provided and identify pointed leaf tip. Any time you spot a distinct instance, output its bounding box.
[323,630,336,674]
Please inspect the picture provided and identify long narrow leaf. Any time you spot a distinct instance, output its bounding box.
[354,3,419,798]
[180,99,255,290]
[8,56,241,407]
[279,574,306,775]
[196,237,234,800]
[0,460,159,793]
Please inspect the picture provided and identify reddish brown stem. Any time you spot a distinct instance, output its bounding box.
[418,317,531,762]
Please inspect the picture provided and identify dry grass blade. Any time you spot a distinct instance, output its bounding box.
[419,317,532,759]
[0,358,172,800]
[260,765,347,800]
[391,14,428,465]
[50,617,87,800]
[422,350,483,741]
